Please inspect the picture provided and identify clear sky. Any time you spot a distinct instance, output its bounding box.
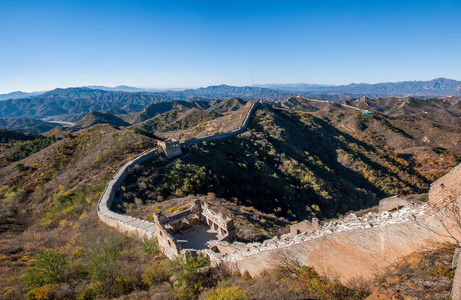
[1,0,460,93]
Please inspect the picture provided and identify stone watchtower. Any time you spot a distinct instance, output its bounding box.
[159,138,182,159]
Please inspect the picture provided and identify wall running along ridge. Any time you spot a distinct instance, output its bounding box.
[181,101,259,147]
[97,101,259,259]
[97,149,158,237]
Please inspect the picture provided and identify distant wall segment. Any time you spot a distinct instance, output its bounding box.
[181,101,259,147]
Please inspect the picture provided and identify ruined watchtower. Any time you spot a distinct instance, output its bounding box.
[159,138,182,159]
[152,200,237,258]
[289,218,320,238]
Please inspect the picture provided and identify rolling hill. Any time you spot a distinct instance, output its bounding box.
[0,118,61,134]
[132,100,212,123]
[345,96,461,127]
[74,111,130,129]
[0,88,167,119]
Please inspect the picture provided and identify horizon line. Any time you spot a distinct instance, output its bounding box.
[0,77,458,95]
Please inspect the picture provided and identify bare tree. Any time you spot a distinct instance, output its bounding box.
[270,249,302,274]
[414,191,461,247]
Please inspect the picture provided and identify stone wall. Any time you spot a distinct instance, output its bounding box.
[181,101,259,147]
[151,200,237,257]
[97,98,461,289]
[97,100,260,260]
[201,202,237,241]
[153,214,181,259]
[429,163,461,209]
[231,214,451,283]
[429,163,461,299]
[97,148,159,240]
[159,200,202,234]
[204,162,461,284]
[216,194,458,283]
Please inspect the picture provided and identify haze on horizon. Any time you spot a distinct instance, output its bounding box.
[1,0,460,94]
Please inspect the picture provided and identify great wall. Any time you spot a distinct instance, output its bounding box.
[97,100,461,295]
[97,101,258,259]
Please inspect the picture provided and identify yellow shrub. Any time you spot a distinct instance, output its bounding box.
[28,284,54,300]
[206,284,247,300]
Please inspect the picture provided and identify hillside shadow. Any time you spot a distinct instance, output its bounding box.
[274,108,427,192]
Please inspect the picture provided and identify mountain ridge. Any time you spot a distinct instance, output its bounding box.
[0,90,45,101]
[255,78,461,96]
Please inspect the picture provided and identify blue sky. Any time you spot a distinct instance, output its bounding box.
[0,0,460,93]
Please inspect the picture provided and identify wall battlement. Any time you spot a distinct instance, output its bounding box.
[158,138,182,159]
[289,218,320,238]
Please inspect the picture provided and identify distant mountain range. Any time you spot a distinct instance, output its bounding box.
[254,78,461,97]
[85,85,147,92]
[0,78,460,127]
[0,91,45,101]
[2,78,461,102]
[85,85,188,93]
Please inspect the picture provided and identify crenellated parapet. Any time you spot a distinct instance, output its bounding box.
[97,149,159,240]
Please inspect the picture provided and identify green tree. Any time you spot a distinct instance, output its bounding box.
[24,249,69,287]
